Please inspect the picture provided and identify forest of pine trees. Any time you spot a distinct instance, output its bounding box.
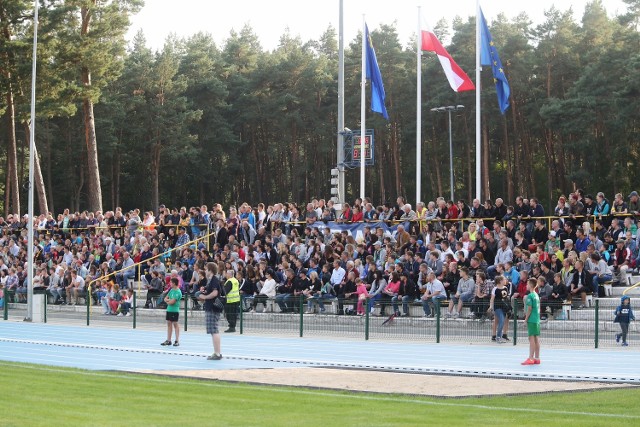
[2,0,640,215]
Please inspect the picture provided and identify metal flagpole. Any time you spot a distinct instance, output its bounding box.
[416,6,422,207]
[337,0,345,205]
[26,0,39,322]
[475,0,482,201]
[360,16,366,200]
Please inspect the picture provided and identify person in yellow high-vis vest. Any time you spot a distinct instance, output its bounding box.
[223,270,240,333]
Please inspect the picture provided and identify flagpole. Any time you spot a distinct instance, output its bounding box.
[475,0,482,201]
[337,0,345,205]
[26,0,39,322]
[360,16,366,200]
[416,6,422,207]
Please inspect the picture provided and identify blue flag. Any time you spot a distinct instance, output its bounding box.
[365,24,389,120]
[480,9,510,114]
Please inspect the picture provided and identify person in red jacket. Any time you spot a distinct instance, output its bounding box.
[512,270,529,303]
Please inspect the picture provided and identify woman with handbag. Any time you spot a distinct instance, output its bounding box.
[198,262,225,360]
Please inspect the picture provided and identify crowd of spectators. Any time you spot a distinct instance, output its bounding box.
[1,189,639,328]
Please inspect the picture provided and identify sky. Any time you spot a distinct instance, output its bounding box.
[127,0,628,52]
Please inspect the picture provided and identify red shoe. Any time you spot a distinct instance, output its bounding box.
[521,358,536,365]
[534,359,541,365]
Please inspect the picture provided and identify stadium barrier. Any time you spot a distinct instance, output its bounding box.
[3,292,633,349]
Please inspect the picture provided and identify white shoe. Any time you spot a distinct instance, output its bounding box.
[117,313,123,316]
[125,312,131,317]
[452,312,459,318]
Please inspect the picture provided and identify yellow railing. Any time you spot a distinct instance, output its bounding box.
[87,228,216,295]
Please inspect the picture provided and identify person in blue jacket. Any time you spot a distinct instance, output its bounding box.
[614,295,635,347]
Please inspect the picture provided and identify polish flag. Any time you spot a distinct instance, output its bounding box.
[421,29,475,92]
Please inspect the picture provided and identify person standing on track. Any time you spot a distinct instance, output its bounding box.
[522,278,541,365]
[223,269,240,333]
[161,278,182,347]
[198,262,224,360]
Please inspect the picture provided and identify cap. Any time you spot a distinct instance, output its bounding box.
[373,241,382,246]
[563,239,573,245]
[549,231,556,237]
[629,191,638,198]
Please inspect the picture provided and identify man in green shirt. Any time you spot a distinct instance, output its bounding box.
[161,278,182,347]
[522,278,541,365]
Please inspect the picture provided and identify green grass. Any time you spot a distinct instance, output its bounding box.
[1,361,639,427]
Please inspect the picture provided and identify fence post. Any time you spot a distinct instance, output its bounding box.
[3,292,7,320]
[184,293,188,332]
[365,298,370,341]
[512,299,518,346]
[436,301,441,343]
[133,291,137,329]
[299,295,304,338]
[86,285,91,326]
[595,299,599,349]
[44,293,47,324]
[239,298,244,335]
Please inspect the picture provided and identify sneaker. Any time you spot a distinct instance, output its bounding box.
[173,341,179,347]
[224,328,236,333]
[402,313,410,317]
[161,340,171,346]
[622,342,629,347]
[534,359,541,365]
[125,312,131,317]
[521,358,536,365]
[444,313,451,318]
[304,310,314,314]
[452,313,459,318]
[249,308,255,313]
[491,336,496,342]
[117,313,123,317]
[616,334,621,343]
[502,334,511,342]
[320,308,326,313]
[578,304,586,309]
[207,353,223,360]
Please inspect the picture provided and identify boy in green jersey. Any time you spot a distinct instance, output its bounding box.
[522,278,541,365]
[161,278,182,347]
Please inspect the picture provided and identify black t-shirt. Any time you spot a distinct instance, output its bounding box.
[203,276,223,312]
[492,285,510,309]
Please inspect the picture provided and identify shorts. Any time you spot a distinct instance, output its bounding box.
[205,311,221,334]
[166,312,179,322]
[527,322,540,337]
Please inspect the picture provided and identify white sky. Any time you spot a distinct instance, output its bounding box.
[128,0,628,51]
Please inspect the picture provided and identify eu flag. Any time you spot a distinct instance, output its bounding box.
[365,24,389,120]
[480,9,511,114]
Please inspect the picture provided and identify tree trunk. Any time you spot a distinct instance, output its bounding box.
[250,130,263,202]
[81,5,103,212]
[45,120,54,214]
[430,126,443,197]
[502,115,514,204]
[151,141,161,213]
[4,88,20,216]
[23,123,49,215]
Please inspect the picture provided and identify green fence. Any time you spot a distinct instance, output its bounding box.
[1,292,634,348]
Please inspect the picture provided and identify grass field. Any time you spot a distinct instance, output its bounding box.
[1,361,639,427]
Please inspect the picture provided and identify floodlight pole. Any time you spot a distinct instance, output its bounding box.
[26,0,39,322]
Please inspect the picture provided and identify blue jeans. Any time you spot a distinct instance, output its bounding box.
[117,270,135,288]
[308,294,335,311]
[494,308,505,338]
[276,293,293,312]
[486,265,498,280]
[368,293,382,311]
[392,295,412,315]
[422,295,446,315]
[592,274,612,295]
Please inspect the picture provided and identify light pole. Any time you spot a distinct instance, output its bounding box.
[431,105,464,202]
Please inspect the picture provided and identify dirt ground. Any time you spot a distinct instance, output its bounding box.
[140,368,633,397]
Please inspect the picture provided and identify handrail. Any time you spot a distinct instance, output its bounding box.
[623,278,640,296]
[87,228,216,294]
